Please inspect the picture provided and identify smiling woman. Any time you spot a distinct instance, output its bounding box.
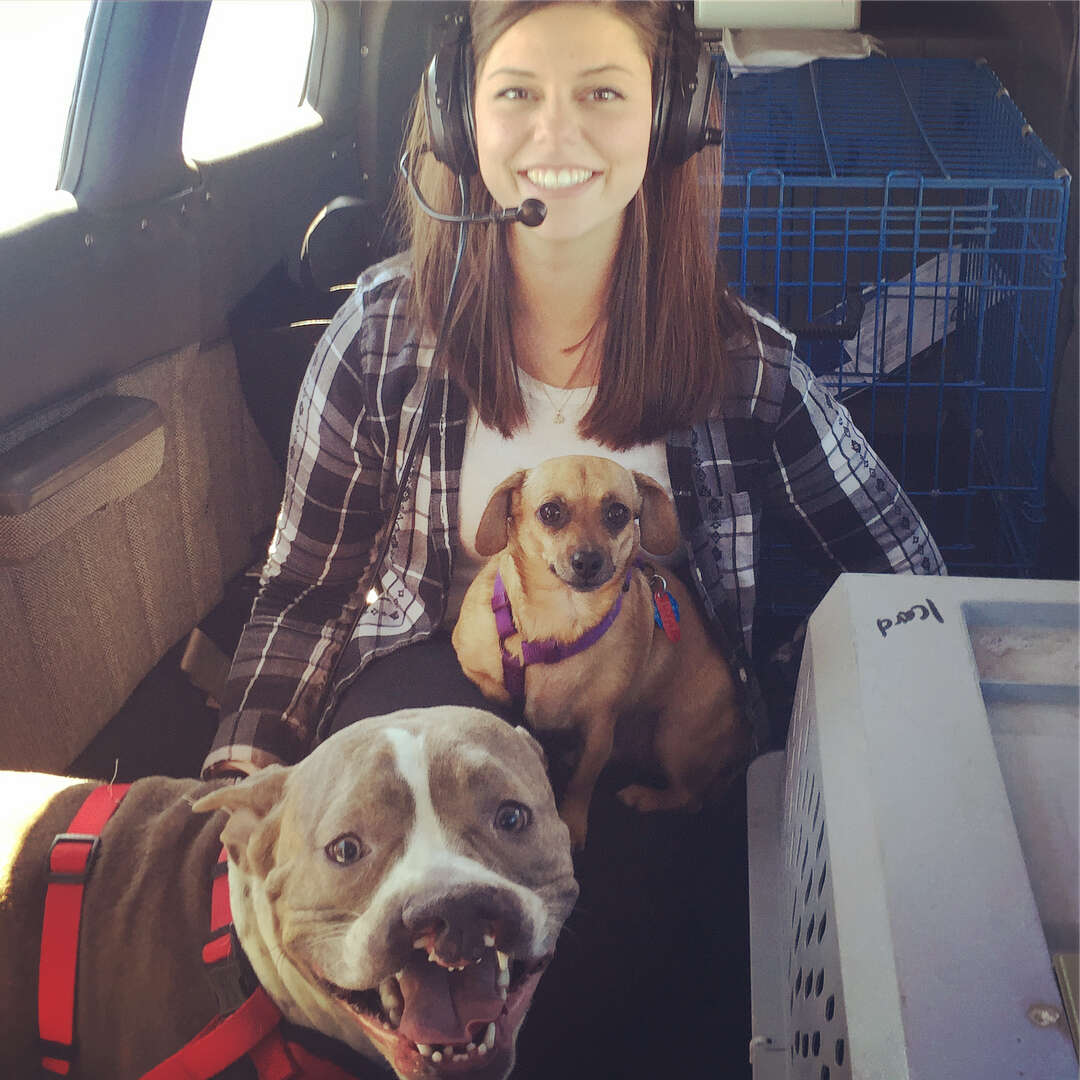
[473,5,653,253]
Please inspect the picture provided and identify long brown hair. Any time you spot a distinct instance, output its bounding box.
[394,0,751,450]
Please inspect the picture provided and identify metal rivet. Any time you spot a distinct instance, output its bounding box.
[204,190,212,203]
[139,217,150,231]
[331,149,338,160]
[1027,1004,1062,1028]
[361,172,369,182]
[360,44,369,57]
[83,233,94,248]
[179,202,187,216]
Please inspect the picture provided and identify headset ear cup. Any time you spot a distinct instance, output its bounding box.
[423,22,479,176]
[666,45,714,165]
[653,5,716,167]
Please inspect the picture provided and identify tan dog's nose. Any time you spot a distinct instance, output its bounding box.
[570,548,607,586]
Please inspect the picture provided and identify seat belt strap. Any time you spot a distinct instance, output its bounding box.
[39,782,133,1075]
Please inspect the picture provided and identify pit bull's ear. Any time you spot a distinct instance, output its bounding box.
[475,470,527,556]
[514,725,548,768]
[192,767,288,874]
[633,471,680,555]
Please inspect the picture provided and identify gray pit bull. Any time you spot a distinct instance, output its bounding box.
[0,706,579,1080]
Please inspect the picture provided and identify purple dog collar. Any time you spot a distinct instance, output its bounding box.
[491,569,629,702]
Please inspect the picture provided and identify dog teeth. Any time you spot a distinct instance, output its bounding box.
[378,975,403,1028]
[412,1030,497,1062]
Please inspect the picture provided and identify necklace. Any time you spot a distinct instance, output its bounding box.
[535,380,578,424]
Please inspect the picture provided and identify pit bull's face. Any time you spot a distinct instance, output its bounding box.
[194,707,578,1080]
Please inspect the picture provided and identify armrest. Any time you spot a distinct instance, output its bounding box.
[0,395,163,516]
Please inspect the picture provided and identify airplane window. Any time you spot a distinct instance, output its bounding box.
[0,1,92,215]
[183,0,316,160]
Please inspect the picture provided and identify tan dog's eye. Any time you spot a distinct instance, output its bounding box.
[326,834,366,865]
[537,502,564,528]
[493,801,532,833]
[604,502,630,532]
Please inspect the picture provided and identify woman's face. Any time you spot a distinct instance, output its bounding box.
[473,3,653,251]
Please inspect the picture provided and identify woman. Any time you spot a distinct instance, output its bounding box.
[203,0,941,781]
[202,4,942,1074]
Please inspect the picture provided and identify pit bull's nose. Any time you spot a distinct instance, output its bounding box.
[402,886,526,965]
[570,548,605,582]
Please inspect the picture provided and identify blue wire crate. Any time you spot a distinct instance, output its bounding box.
[715,56,1071,631]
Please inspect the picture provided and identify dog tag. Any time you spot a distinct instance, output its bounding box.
[653,589,681,642]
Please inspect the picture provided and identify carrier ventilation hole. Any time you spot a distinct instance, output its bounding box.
[825,995,835,1022]
[821,1067,831,1080]
[835,1038,846,1066]
[818,909,827,942]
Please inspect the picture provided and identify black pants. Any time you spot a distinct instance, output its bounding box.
[319,633,751,1079]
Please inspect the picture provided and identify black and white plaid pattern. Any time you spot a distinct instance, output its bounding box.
[203,257,944,775]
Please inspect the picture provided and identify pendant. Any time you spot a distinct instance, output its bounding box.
[552,412,565,424]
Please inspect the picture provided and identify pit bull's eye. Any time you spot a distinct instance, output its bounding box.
[493,801,531,833]
[604,502,630,532]
[537,502,564,528]
[326,834,365,865]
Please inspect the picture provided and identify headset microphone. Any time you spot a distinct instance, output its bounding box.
[400,152,547,228]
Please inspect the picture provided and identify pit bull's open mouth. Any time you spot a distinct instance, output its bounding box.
[320,940,550,1074]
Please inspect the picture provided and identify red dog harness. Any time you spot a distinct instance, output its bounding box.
[38,784,363,1080]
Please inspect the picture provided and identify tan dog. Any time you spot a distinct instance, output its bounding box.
[0,707,578,1080]
[453,455,750,849]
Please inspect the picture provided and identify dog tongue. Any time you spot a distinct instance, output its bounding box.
[395,953,503,1046]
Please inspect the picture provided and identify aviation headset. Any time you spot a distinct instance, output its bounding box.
[422,1,717,178]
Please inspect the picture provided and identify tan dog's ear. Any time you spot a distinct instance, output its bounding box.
[192,767,288,875]
[475,470,527,556]
[633,472,681,555]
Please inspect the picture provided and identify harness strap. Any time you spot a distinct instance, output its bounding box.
[492,570,629,702]
[39,782,132,1076]
[139,987,285,1080]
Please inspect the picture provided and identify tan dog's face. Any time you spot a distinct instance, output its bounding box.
[476,455,679,586]
[194,707,578,1080]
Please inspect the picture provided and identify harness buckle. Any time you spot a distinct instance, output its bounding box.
[46,833,101,885]
[39,1036,75,1074]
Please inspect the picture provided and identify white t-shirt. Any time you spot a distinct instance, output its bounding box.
[446,368,680,623]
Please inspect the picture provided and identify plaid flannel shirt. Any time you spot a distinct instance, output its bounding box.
[202,253,944,775]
